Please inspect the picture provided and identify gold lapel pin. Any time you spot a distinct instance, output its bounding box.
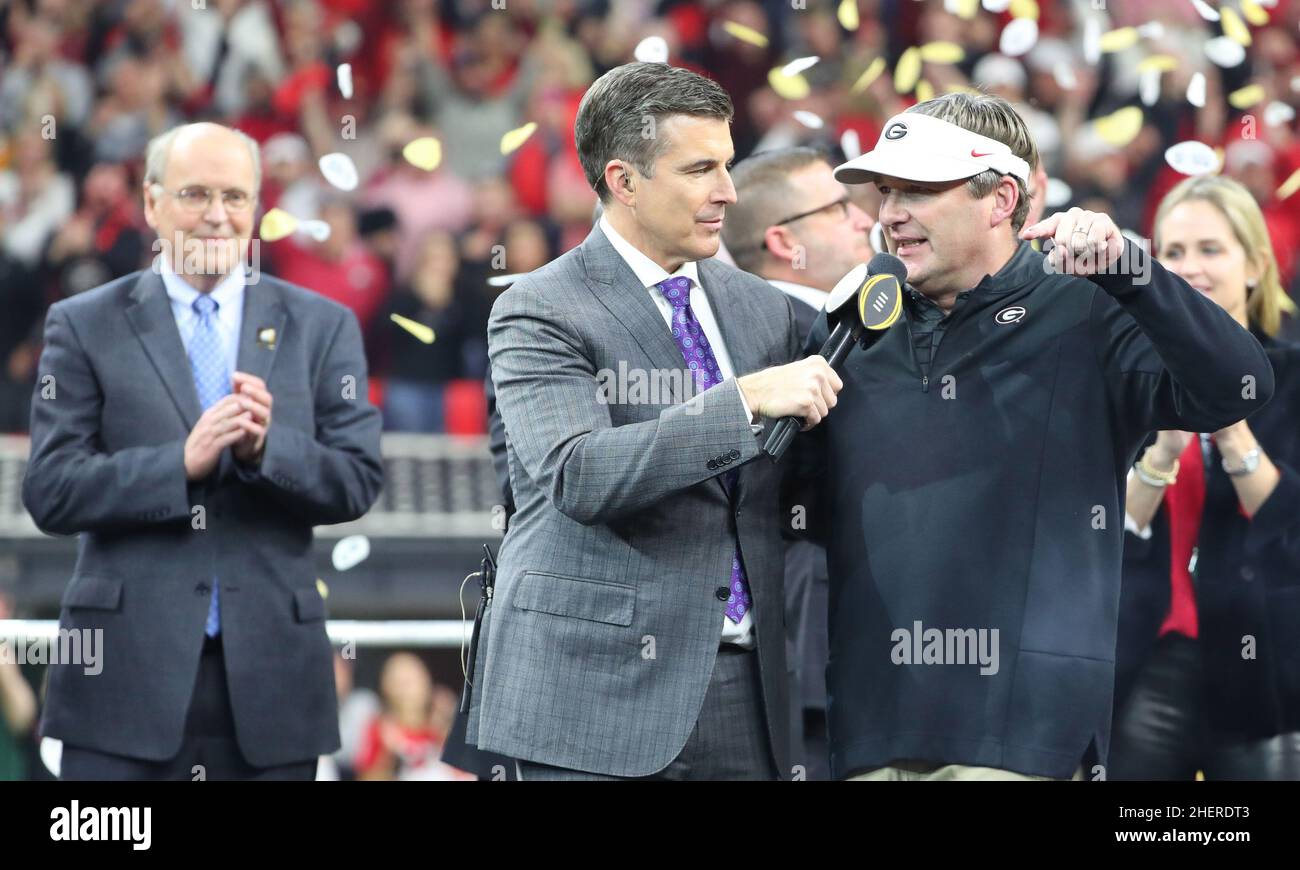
[257,327,277,349]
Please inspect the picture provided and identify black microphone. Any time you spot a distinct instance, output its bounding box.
[761,252,907,460]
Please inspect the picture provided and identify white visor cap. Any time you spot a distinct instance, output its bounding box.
[835,112,1031,186]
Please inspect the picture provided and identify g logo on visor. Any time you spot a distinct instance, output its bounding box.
[884,122,908,140]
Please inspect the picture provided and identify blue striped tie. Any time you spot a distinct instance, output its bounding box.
[189,294,229,637]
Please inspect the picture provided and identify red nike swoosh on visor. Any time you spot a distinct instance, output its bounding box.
[971,150,994,157]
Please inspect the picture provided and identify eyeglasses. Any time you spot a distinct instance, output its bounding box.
[745,196,853,252]
[152,184,254,213]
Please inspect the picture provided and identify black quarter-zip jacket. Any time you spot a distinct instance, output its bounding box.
[794,240,1275,779]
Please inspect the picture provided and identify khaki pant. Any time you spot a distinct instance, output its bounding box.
[850,759,1084,781]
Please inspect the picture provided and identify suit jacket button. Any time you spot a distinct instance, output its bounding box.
[715,586,729,601]
[722,455,733,464]
[729,449,740,459]
[707,460,717,469]
[196,583,211,595]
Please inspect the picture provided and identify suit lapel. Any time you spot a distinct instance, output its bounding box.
[124,270,202,430]
[236,273,286,383]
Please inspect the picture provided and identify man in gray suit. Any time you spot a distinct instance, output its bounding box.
[23,122,384,780]
[723,147,875,780]
[469,62,842,780]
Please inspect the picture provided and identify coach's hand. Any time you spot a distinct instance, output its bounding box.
[184,394,257,480]
[738,356,843,430]
[1020,207,1125,278]
[230,371,272,465]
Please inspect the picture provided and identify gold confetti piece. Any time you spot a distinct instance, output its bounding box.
[1220,7,1252,46]
[500,122,537,156]
[402,136,442,171]
[916,79,935,103]
[1213,146,1225,173]
[769,67,810,100]
[894,46,922,94]
[1228,83,1266,109]
[1137,55,1178,74]
[1241,0,1269,26]
[258,208,297,242]
[316,579,329,600]
[1100,27,1139,53]
[944,83,980,95]
[390,312,435,344]
[1277,166,1300,200]
[1093,106,1144,147]
[722,20,769,48]
[838,0,859,31]
[950,0,979,19]
[919,41,965,64]
[1009,0,1039,21]
[851,57,887,93]
[781,56,820,77]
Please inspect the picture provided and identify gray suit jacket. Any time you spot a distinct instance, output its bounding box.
[469,224,801,777]
[23,268,383,767]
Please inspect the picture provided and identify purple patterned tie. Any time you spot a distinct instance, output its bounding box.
[656,276,752,623]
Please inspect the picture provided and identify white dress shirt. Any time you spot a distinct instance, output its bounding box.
[159,256,245,381]
[599,216,756,648]
[768,279,829,314]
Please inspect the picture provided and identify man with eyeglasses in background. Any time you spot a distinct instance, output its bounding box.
[24,122,383,780]
[722,147,875,780]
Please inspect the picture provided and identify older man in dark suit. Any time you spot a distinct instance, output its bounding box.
[23,122,384,780]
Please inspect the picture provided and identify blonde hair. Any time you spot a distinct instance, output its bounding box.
[1153,175,1295,337]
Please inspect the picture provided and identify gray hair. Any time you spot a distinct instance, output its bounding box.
[906,92,1039,232]
[723,147,831,274]
[144,123,262,193]
[575,62,733,204]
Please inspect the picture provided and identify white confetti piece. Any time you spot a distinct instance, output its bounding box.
[331,535,371,571]
[1140,68,1161,106]
[1190,0,1220,21]
[841,128,861,160]
[299,219,331,242]
[782,56,820,77]
[1204,35,1246,67]
[1165,140,1220,176]
[318,152,359,191]
[1000,18,1039,57]
[1052,61,1077,90]
[793,110,824,129]
[1188,72,1207,107]
[1264,101,1296,126]
[1045,178,1072,208]
[337,63,353,99]
[634,36,669,63]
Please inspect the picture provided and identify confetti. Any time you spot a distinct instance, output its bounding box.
[1165,140,1220,175]
[1093,106,1144,147]
[1137,55,1178,74]
[403,136,443,170]
[1137,22,1165,40]
[919,42,965,64]
[337,63,353,99]
[894,46,922,94]
[500,122,537,155]
[1204,35,1246,67]
[316,578,330,599]
[1140,69,1161,106]
[487,273,526,287]
[793,110,824,129]
[1053,61,1077,90]
[1045,178,1072,208]
[1220,7,1252,46]
[1188,71,1207,107]
[259,208,298,242]
[850,57,887,93]
[782,56,820,77]
[944,0,979,19]
[838,0,860,31]
[982,0,1011,11]
[318,151,359,190]
[722,21,768,48]
[331,535,371,571]
[1009,0,1039,20]
[1228,83,1266,109]
[299,219,331,242]
[1100,27,1139,54]
[1083,18,1101,65]
[634,36,669,63]
[1240,0,1269,26]
[1190,0,1220,22]
[841,128,862,160]
[390,312,435,344]
[1000,18,1039,57]
[1265,101,1296,126]
[916,79,934,103]
[769,67,811,100]
[1276,166,1300,200]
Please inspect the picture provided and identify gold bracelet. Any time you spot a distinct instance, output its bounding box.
[1135,452,1179,487]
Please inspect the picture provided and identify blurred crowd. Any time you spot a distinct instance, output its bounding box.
[2,0,1300,435]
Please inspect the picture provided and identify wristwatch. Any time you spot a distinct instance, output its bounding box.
[1222,447,1261,477]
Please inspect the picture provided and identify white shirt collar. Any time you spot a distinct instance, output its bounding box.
[768,279,830,313]
[158,256,246,311]
[599,215,701,291]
